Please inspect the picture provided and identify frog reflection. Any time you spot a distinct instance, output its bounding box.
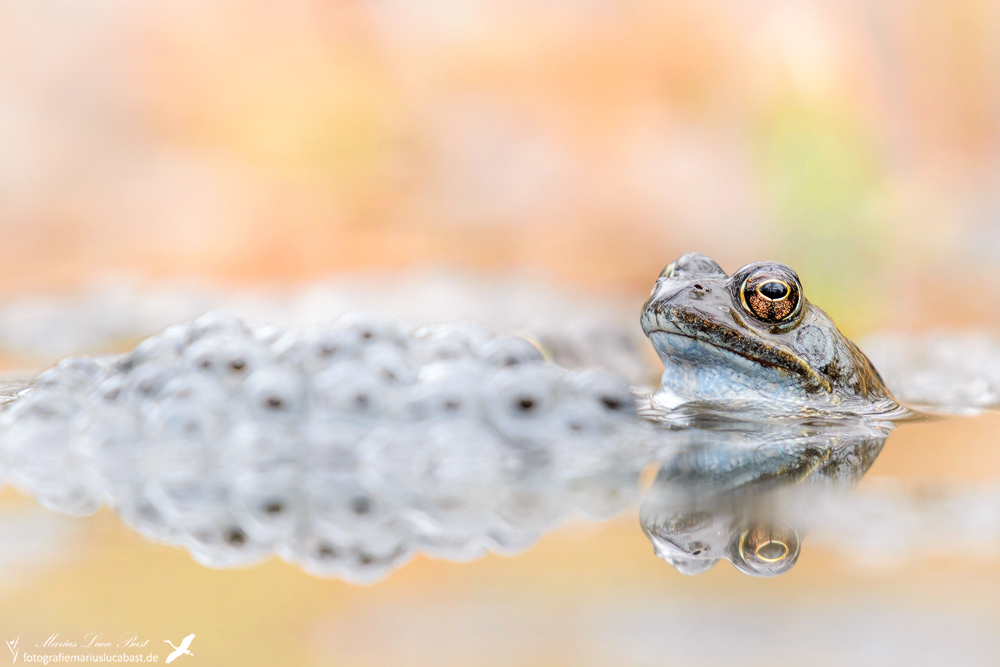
[640,421,891,576]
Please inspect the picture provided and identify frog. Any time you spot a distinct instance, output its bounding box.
[639,419,891,577]
[640,252,907,419]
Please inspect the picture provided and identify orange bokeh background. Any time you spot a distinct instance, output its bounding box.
[1,0,999,333]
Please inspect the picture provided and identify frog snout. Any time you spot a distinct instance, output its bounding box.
[649,281,711,306]
[663,282,713,305]
[685,282,711,300]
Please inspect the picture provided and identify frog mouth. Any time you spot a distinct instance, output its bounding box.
[642,306,832,395]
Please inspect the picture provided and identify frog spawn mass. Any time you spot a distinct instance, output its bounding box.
[0,312,653,583]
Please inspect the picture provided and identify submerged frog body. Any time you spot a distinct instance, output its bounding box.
[641,253,904,418]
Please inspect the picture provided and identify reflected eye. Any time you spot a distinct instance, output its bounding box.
[753,538,788,561]
[732,524,800,577]
[738,267,801,324]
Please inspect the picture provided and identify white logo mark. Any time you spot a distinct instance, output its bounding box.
[163,634,195,663]
[4,636,18,663]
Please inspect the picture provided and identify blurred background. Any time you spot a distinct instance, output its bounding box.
[1,0,1000,332]
[2,0,1000,665]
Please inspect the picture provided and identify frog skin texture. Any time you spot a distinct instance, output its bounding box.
[640,252,904,419]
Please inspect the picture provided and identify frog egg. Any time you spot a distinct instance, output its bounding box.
[274,523,415,585]
[1,388,83,432]
[537,319,649,384]
[178,509,271,569]
[117,490,181,542]
[480,335,545,368]
[32,482,104,516]
[157,372,229,404]
[115,322,193,372]
[93,373,128,403]
[362,343,417,386]
[312,362,393,418]
[489,437,548,482]
[486,482,567,555]
[140,435,222,507]
[277,529,351,578]
[0,391,85,486]
[250,323,287,347]
[302,417,369,475]
[482,523,544,556]
[354,423,426,502]
[73,407,146,501]
[336,312,413,349]
[183,335,273,385]
[565,471,641,521]
[403,361,489,421]
[566,368,637,416]
[550,395,613,439]
[118,361,183,407]
[281,532,415,584]
[537,396,624,477]
[142,469,223,525]
[358,421,506,551]
[413,529,488,563]
[144,379,228,458]
[337,544,415,585]
[140,449,213,494]
[306,474,411,547]
[228,466,303,543]
[225,422,304,471]
[483,364,565,440]
[34,356,108,393]
[140,457,214,511]
[419,421,506,501]
[294,324,364,373]
[286,511,413,584]
[244,366,308,417]
[189,311,249,343]
[147,397,226,446]
[412,322,493,363]
[0,392,99,515]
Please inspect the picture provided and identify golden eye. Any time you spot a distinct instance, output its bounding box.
[740,272,800,323]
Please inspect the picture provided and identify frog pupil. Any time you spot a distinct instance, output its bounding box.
[758,281,788,300]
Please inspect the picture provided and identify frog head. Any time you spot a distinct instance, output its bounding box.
[640,252,897,415]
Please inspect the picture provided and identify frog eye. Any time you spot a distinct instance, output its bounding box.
[731,524,800,577]
[739,267,801,323]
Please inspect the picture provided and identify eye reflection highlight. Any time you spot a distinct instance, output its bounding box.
[755,539,788,561]
[732,524,800,577]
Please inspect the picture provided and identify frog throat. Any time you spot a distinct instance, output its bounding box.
[642,302,833,396]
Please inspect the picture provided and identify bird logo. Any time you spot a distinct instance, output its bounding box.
[4,636,18,663]
[163,634,195,663]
